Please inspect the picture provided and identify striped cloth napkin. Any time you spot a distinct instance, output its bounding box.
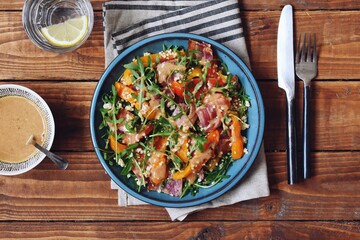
[103,0,270,221]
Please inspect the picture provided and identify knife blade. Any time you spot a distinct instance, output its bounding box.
[277,4,298,184]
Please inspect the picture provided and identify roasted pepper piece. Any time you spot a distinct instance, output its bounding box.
[170,81,185,98]
[187,67,202,80]
[109,135,127,154]
[154,136,168,151]
[175,137,189,163]
[139,54,159,67]
[185,77,206,100]
[172,163,192,180]
[230,116,244,159]
[203,129,220,150]
[122,69,133,85]
[121,54,159,86]
[140,101,159,120]
[207,77,226,87]
[172,130,220,179]
[114,82,140,110]
[115,82,160,120]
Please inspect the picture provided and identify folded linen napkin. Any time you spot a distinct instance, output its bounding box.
[103,0,270,221]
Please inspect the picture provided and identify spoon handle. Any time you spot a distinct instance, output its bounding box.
[33,143,68,170]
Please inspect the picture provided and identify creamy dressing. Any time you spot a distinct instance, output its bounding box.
[0,96,46,163]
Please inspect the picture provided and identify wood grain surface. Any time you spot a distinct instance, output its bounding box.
[0,0,359,239]
[0,151,359,222]
[1,221,359,240]
[1,10,360,80]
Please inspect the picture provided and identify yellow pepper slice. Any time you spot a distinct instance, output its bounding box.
[121,54,159,86]
[230,116,244,159]
[109,135,127,154]
[187,67,202,80]
[139,54,159,67]
[175,137,189,163]
[172,164,193,180]
[121,69,133,85]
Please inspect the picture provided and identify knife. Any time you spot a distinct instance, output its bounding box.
[277,5,298,184]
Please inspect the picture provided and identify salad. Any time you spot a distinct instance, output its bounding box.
[99,39,250,197]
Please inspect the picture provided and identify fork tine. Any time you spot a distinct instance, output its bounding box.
[295,34,301,63]
[313,33,317,62]
[307,34,312,62]
[300,33,306,62]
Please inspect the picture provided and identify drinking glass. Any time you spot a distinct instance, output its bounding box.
[22,0,94,53]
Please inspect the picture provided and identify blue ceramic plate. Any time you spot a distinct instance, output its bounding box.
[90,33,264,208]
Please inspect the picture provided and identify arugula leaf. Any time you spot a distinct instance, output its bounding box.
[194,135,207,152]
[121,158,133,176]
[124,62,139,70]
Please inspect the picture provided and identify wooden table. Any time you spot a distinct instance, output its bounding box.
[1,1,359,239]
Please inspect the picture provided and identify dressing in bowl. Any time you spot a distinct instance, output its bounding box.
[0,84,55,176]
[0,96,47,163]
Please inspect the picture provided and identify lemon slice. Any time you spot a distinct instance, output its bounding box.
[40,16,88,48]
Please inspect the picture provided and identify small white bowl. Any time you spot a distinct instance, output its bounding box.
[0,84,55,176]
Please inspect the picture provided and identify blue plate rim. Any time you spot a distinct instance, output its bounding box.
[90,33,265,208]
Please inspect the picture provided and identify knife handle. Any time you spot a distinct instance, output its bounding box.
[303,85,311,179]
[287,98,298,184]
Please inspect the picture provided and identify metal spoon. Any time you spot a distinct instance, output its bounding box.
[26,135,68,170]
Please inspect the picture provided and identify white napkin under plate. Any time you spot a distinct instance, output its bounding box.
[103,0,270,221]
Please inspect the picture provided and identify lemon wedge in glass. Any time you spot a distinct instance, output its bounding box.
[40,16,88,48]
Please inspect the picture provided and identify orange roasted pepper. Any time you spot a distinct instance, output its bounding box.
[154,136,168,151]
[172,129,220,179]
[170,81,185,98]
[187,67,202,80]
[203,129,220,150]
[114,82,140,110]
[121,54,160,86]
[175,137,189,163]
[122,51,185,86]
[139,54,159,67]
[172,163,192,180]
[122,69,133,85]
[115,82,159,120]
[109,135,127,154]
[140,101,159,120]
[230,116,244,159]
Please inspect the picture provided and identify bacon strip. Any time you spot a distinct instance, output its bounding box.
[196,93,230,132]
[188,39,213,64]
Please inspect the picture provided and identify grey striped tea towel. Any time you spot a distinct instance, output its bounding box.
[103,0,270,221]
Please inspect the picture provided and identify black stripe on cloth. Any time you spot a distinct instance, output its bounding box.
[113,2,240,46]
[216,32,245,44]
[173,14,242,35]
[105,4,189,11]
[175,23,243,39]
[111,0,227,38]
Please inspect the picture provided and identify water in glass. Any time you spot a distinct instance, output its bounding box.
[22,0,94,53]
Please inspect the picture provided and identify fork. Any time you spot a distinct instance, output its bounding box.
[295,33,318,179]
